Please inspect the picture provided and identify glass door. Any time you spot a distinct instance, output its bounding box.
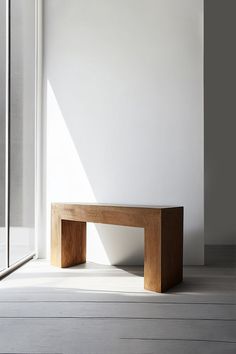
[9,0,36,265]
[0,0,36,275]
[0,0,7,271]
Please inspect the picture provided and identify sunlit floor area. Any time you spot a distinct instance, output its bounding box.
[0,251,235,354]
[0,227,35,270]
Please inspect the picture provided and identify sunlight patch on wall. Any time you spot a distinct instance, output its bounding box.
[46,80,110,264]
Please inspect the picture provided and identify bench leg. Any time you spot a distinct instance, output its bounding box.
[51,217,86,268]
[144,220,162,292]
[144,209,183,292]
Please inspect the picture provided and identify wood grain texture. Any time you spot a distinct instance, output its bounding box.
[160,208,183,292]
[144,219,161,292]
[51,203,183,292]
[61,220,86,268]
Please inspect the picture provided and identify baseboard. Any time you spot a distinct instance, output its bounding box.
[205,245,236,267]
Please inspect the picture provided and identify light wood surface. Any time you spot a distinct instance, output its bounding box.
[51,203,183,292]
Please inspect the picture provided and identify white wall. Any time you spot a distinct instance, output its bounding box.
[205,0,236,245]
[43,0,204,265]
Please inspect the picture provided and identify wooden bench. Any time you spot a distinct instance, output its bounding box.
[51,203,183,292]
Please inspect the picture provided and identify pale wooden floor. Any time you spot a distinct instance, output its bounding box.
[0,254,235,354]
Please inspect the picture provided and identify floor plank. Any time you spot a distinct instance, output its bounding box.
[0,259,235,354]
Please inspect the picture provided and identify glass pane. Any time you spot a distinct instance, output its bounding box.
[0,0,6,271]
[9,0,35,265]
